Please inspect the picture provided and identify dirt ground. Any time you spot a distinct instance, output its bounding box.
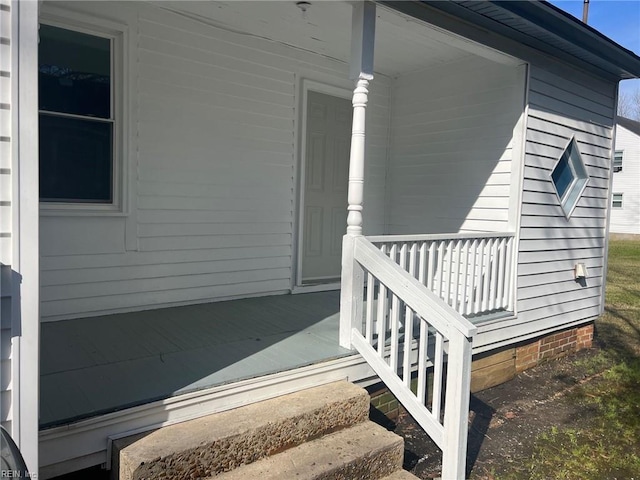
[391,348,606,479]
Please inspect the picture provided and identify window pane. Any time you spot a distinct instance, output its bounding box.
[552,154,574,200]
[613,151,623,171]
[39,115,113,203]
[39,25,111,118]
[613,193,623,208]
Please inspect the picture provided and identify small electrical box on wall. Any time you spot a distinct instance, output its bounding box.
[574,263,588,279]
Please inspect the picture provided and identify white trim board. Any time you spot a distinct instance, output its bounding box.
[14,1,40,474]
[292,282,341,294]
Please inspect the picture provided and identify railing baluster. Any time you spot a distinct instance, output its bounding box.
[403,244,418,387]
[433,331,444,422]
[427,242,436,291]
[459,240,469,315]
[469,239,475,314]
[444,240,454,309]
[467,239,477,315]
[390,293,400,373]
[475,239,483,314]
[489,237,499,311]
[376,246,388,356]
[377,283,388,356]
[366,272,375,343]
[437,241,445,299]
[482,238,491,312]
[390,243,398,266]
[496,237,506,311]
[419,242,427,285]
[399,243,407,271]
[417,318,428,405]
[451,239,461,313]
[398,242,408,328]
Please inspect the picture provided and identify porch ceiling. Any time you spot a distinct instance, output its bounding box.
[152,1,512,78]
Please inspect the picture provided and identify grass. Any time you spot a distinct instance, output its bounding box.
[506,239,640,480]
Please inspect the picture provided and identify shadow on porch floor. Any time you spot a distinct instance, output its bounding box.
[40,291,351,429]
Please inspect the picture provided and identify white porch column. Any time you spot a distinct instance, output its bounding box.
[345,78,369,235]
[340,1,375,348]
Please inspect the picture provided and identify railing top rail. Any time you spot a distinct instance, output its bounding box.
[365,232,516,243]
[353,237,478,339]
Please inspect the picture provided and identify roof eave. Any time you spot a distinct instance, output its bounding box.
[497,1,640,80]
[397,0,640,80]
[617,117,640,137]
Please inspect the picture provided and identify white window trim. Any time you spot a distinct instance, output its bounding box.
[613,150,623,172]
[550,136,589,219]
[39,8,129,216]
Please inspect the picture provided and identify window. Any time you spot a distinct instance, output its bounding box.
[613,150,623,172]
[612,193,623,208]
[550,137,589,219]
[38,22,120,207]
[551,153,573,200]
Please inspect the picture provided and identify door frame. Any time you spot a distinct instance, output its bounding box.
[293,79,352,292]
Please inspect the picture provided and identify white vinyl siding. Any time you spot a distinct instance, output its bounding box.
[610,126,640,234]
[385,56,525,235]
[39,2,390,321]
[516,65,615,331]
[0,0,13,434]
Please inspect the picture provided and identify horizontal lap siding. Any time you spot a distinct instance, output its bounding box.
[609,125,640,234]
[0,0,11,432]
[39,2,391,321]
[386,56,523,234]
[134,7,297,308]
[517,65,615,325]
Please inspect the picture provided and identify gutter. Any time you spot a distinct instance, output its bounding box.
[498,1,640,79]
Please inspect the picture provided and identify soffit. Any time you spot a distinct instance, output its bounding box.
[152,1,508,78]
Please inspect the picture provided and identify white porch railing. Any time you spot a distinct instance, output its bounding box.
[342,236,477,479]
[366,232,516,317]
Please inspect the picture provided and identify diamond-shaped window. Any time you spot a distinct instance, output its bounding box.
[551,136,589,219]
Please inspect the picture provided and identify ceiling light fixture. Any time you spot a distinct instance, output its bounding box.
[296,1,311,19]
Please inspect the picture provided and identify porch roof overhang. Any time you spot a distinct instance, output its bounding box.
[618,116,640,136]
[385,0,640,81]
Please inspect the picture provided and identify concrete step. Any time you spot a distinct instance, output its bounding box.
[380,469,422,480]
[212,421,404,480]
[112,381,370,480]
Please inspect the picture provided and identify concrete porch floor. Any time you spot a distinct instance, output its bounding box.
[40,291,350,429]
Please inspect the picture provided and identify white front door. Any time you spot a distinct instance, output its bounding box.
[301,90,352,284]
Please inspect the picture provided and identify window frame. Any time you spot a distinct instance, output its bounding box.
[38,11,128,216]
[550,136,589,220]
[613,150,623,173]
[612,193,623,209]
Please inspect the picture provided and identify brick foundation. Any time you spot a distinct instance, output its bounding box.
[368,323,594,420]
[368,385,401,420]
[515,323,594,373]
